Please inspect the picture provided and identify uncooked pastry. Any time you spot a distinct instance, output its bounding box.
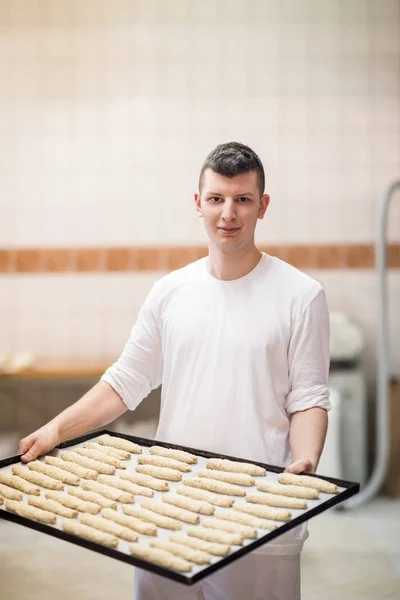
[97,434,142,454]
[206,458,266,477]
[120,471,169,492]
[149,446,197,464]
[198,469,254,487]
[12,464,63,491]
[62,518,118,548]
[28,460,80,486]
[162,492,214,516]
[187,525,243,546]
[60,451,115,475]
[138,454,191,473]
[183,478,245,497]
[140,499,199,524]
[246,492,307,509]
[45,456,98,480]
[106,507,157,536]
[80,514,138,542]
[45,491,101,514]
[123,504,182,530]
[6,499,56,525]
[129,543,192,572]
[169,533,230,557]
[277,473,338,494]
[177,485,233,508]
[136,465,182,482]
[28,495,78,518]
[80,480,134,503]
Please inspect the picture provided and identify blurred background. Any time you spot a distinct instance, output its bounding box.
[0,0,399,599]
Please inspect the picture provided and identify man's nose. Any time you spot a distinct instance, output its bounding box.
[221,200,236,221]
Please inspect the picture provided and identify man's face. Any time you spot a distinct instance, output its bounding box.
[194,169,270,253]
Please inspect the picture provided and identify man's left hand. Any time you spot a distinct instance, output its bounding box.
[284,458,315,474]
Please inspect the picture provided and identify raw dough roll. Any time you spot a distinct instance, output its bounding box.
[162,492,214,516]
[169,533,230,557]
[62,518,118,548]
[80,514,139,542]
[129,543,192,572]
[256,480,319,499]
[97,434,142,454]
[28,460,80,486]
[102,508,157,536]
[136,465,182,482]
[45,456,98,480]
[46,491,101,514]
[177,485,233,508]
[202,517,257,539]
[60,451,116,475]
[138,454,191,473]
[187,525,243,546]
[68,487,117,510]
[0,472,40,496]
[215,508,277,531]
[81,480,135,503]
[277,473,339,494]
[6,499,56,525]
[149,539,211,565]
[198,469,254,487]
[28,495,78,518]
[73,448,126,470]
[246,492,307,510]
[183,478,245,497]
[123,505,182,530]
[140,499,199,524]
[206,458,266,477]
[12,464,63,491]
[0,482,23,501]
[120,471,169,492]
[83,441,130,460]
[98,474,153,497]
[233,502,291,522]
[149,446,197,464]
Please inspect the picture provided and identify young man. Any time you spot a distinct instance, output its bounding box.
[19,142,330,600]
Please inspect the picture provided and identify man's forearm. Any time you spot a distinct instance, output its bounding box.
[288,407,328,473]
[52,381,127,442]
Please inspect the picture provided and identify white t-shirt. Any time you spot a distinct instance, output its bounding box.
[101,252,331,554]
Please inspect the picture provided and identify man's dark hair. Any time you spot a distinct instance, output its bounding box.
[199,142,265,195]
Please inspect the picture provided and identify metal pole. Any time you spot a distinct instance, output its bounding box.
[343,180,400,509]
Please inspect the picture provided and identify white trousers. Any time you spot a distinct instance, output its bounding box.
[134,552,301,600]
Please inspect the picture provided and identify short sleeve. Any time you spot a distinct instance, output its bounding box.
[101,283,163,410]
[285,289,331,415]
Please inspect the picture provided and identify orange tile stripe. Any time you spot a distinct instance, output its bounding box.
[0,244,399,273]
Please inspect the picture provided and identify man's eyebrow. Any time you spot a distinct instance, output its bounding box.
[206,192,255,197]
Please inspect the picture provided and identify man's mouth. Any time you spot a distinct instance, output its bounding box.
[218,227,240,232]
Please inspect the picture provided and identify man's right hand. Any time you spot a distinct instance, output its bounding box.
[18,422,61,463]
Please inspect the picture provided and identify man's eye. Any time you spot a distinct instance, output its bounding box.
[238,197,250,203]
[209,197,222,203]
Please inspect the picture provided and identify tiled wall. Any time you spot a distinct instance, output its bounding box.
[1,1,400,380]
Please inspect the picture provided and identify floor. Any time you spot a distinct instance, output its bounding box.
[0,496,398,600]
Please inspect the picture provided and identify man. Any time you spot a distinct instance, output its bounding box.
[19,142,331,600]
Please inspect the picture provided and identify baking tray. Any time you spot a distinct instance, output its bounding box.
[0,429,360,585]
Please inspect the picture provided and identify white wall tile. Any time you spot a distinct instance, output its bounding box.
[370,0,400,21]
[0,0,399,384]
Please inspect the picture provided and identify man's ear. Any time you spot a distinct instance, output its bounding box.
[258,194,270,220]
[194,192,203,217]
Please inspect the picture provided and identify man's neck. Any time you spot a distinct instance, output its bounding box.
[207,245,262,281]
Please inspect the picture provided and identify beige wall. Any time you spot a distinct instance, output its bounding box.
[0,0,399,379]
